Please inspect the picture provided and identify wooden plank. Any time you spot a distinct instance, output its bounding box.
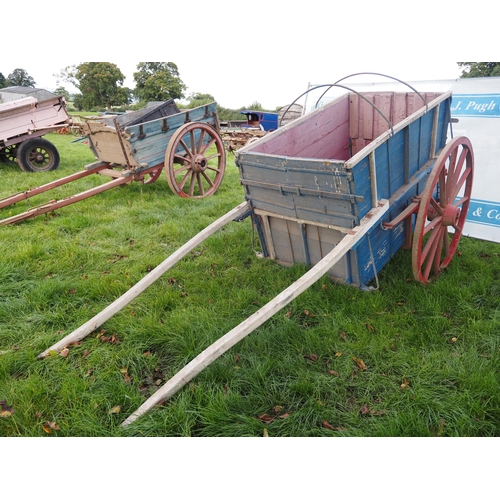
[345,92,452,170]
[243,95,350,160]
[264,216,349,280]
[261,214,275,260]
[253,208,352,234]
[0,175,132,227]
[0,96,70,142]
[37,201,252,359]
[83,123,137,167]
[120,199,390,427]
[392,93,408,126]
[373,94,393,139]
[359,94,374,140]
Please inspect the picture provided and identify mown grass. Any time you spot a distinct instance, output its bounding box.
[0,132,499,437]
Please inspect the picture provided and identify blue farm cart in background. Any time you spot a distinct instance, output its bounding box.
[239,110,278,131]
[221,110,279,152]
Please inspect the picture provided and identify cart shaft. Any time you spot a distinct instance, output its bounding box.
[121,199,390,427]
[0,163,132,226]
[37,201,252,359]
[0,162,108,210]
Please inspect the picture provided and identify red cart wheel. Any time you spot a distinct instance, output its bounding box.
[412,136,474,283]
[142,165,163,184]
[165,122,226,198]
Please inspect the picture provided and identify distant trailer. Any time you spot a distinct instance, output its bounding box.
[221,109,279,152]
[0,95,71,172]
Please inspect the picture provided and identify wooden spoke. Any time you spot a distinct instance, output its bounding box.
[165,122,226,198]
[412,137,474,283]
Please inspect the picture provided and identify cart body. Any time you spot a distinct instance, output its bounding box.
[0,95,71,171]
[235,90,453,288]
[82,101,219,171]
[0,95,71,147]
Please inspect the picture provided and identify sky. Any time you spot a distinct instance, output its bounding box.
[2,0,494,111]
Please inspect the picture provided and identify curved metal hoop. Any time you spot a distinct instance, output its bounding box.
[279,83,395,136]
[314,73,428,112]
[279,73,429,136]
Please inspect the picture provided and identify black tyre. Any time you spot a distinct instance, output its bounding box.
[17,138,60,172]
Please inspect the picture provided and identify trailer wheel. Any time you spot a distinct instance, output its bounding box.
[165,122,226,198]
[0,144,18,164]
[16,138,60,173]
[412,137,474,283]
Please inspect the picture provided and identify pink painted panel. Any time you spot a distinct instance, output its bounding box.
[349,91,442,144]
[373,93,393,138]
[0,96,69,142]
[246,92,445,161]
[250,95,351,160]
[392,93,408,125]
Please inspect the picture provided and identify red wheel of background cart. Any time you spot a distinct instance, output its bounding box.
[142,165,163,184]
[165,122,226,198]
[412,136,474,283]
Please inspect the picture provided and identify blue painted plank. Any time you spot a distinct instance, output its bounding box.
[124,103,219,168]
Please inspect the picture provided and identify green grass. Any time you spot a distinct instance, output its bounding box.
[0,132,499,437]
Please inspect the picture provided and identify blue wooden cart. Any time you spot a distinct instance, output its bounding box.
[35,78,474,426]
[236,84,474,286]
[0,101,226,225]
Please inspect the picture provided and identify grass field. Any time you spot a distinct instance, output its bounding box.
[0,132,499,437]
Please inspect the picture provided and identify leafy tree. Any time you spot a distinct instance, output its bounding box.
[0,72,5,89]
[186,92,215,108]
[6,68,36,87]
[458,62,500,78]
[72,94,85,111]
[54,86,70,101]
[216,106,246,121]
[243,101,264,111]
[58,62,129,110]
[133,62,186,102]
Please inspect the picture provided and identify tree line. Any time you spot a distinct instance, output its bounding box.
[1,62,499,118]
[0,62,269,120]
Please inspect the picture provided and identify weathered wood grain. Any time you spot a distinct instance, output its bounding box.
[37,201,251,359]
[121,199,390,427]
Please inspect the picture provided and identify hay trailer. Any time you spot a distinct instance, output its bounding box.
[0,100,226,225]
[32,75,473,426]
[0,95,71,172]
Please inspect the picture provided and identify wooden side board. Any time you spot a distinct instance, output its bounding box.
[0,96,70,143]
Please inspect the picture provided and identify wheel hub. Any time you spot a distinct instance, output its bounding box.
[192,154,208,173]
[442,203,460,226]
